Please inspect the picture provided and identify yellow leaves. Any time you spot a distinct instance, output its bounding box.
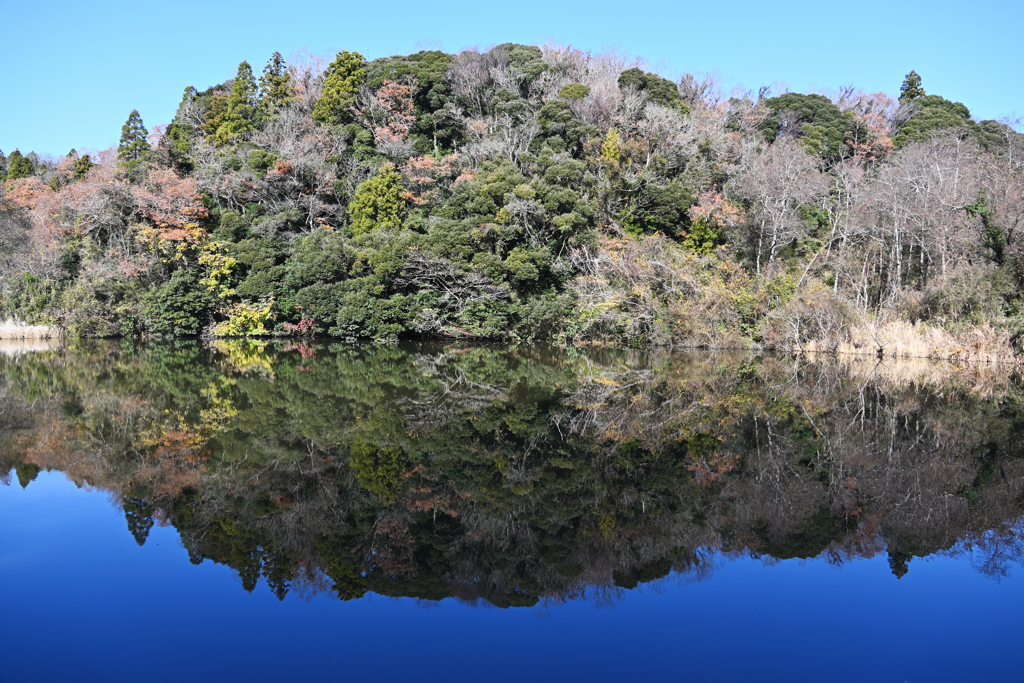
[214,300,275,338]
[198,240,237,298]
[198,378,239,433]
[601,128,621,165]
[213,339,275,376]
[598,512,616,541]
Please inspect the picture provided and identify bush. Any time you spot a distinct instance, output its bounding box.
[143,272,217,336]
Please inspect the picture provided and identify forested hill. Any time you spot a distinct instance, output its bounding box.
[1,46,1022,358]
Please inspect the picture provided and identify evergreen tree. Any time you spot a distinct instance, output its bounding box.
[259,51,295,114]
[180,85,197,109]
[15,463,41,489]
[118,109,151,162]
[899,70,925,103]
[202,89,230,142]
[216,61,260,145]
[348,165,406,235]
[123,496,155,546]
[66,148,79,159]
[893,94,980,147]
[73,154,94,181]
[4,150,34,180]
[313,50,366,126]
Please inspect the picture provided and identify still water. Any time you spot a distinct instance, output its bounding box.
[1,340,1023,681]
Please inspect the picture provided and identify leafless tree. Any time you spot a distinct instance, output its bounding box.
[727,137,829,273]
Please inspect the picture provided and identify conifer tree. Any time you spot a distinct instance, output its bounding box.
[118,110,151,162]
[73,154,94,181]
[4,150,34,180]
[899,71,925,103]
[313,50,366,126]
[259,51,295,114]
[216,61,260,145]
[203,89,230,142]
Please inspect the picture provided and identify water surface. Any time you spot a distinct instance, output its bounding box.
[2,341,1023,681]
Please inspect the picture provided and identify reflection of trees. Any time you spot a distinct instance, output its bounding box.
[2,341,1024,606]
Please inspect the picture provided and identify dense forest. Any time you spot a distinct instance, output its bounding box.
[1,46,1022,357]
[3,342,1023,603]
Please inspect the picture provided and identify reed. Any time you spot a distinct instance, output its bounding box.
[0,320,60,340]
[801,320,1018,365]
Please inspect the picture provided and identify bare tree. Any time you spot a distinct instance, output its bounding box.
[727,138,829,273]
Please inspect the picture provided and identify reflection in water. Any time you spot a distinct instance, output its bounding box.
[2,341,1023,606]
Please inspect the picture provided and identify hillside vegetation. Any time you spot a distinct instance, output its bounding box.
[1,47,1022,358]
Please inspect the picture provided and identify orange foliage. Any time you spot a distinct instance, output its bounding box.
[355,80,417,147]
[130,168,208,240]
[687,190,744,229]
[686,452,740,486]
[400,153,460,205]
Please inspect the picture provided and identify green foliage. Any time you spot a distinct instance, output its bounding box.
[4,150,33,181]
[143,272,217,336]
[350,441,408,503]
[118,109,151,162]
[493,43,548,88]
[916,267,1015,327]
[313,50,366,126]
[163,87,199,172]
[364,50,457,153]
[348,166,406,235]
[285,229,352,290]
[558,83,590,100]
[258,51,295,114]
[62,267,148,337]
[1,273,59,323]
[682,217,723,255]
[899,70,925,103]
[216,61,261,144]
[73,153,94,181]
[966,194,1005,265]
[622,181,695,236]
[229,237,289,301]
[535,100,599,155]
[601,128,621,164]
[15,463,41,488]
[617,68,687,112]
[123,496,155,545]
[761,93,853,161]
[893,95,980,147]
[215,300,274,337]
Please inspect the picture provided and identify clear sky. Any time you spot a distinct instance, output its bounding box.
[1,0,1021,157]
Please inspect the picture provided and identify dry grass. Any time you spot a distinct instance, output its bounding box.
[800,319,1018,365]
[800,352,1015,397]
[0,320,60,340]
[0,339,59,357]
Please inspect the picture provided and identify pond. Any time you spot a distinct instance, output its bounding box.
[1,340,1023,681]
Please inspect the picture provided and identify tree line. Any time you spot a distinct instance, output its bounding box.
[1,46,1022,357]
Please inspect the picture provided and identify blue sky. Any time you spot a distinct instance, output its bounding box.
[1,0,1021,157]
